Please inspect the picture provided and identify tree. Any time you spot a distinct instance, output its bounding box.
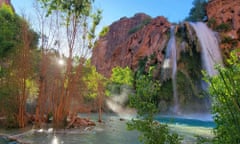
[14,19,36,128]
[33,0,63,127]
[203,50,240,144]
[99,26,109,37]
[185,0,207,22]
[0,4,38,128]
[37,0,101,127]
[0,4,19,127]
[110,66,134,87]
[0,3,20,58]
[83,61,107,122]
[127,74,181,144]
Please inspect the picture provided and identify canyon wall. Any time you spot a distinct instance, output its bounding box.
[206,0,240,55]
[92,13,170,77]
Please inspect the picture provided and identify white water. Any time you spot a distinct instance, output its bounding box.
[190,22,223,76]
[165,26,179,114]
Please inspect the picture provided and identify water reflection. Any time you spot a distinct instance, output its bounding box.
[51,135,59,144]
[0,114,214,144]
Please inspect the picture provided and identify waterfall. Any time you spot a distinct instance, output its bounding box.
[189,22,223,76]
[164,25,179,114]
[189,22,223,112]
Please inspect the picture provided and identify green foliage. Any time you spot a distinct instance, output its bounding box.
[127,75,181,144]
[110,66,134,87]
[203,50,240,144]
[221,36,238,47]
[179,48,202,81]
[0,5,39,128]
[83,61,106,98]
[0,83,19,128]
[38,0,101,50]
[215,23,231,32]
[195,135,213,144]
[88,9,102,42]
[185,0,207,22]
[237,29,240,40]
[26,79,39,101]
[0,3,14,15]
[136,56,148,76]
[38,0,93,17]
[107,66,133,97]
[158,80,173,100]
[99,26,109,37]
[128,119,181,144]
[128,18,151,34]
[0,5,21,57]
[207,18,217,29]
[129,75,160,116]
[128,25,142,35]
[0,4,38,58]
[106,83,121,94]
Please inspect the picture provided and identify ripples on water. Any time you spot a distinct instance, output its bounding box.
[0,114,214,144]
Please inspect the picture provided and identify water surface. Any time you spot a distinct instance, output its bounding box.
[0,114,214,144]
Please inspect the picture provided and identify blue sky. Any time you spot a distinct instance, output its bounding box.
[12,0,194,27]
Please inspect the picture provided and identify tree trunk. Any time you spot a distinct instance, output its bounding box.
[16,20,33,128]
[97,80,104,123]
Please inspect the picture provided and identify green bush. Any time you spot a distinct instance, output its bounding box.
[207,18,217,28]
[215,23,231,32]
[127,75,182,144]
[0,84,19,128]
[185,0,207,22]
[0,4,20,57]
[203,50,240,144]
[128,18,151,34]
[128,24,143,34]
[110,66,134,87]
[221,36,238,47]
[99,26,109,37]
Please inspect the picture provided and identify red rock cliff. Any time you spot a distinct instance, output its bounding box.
[206,0,240,52]
[91,13,170,77]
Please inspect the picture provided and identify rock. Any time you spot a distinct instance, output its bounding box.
[119,118,125,121]
[206,0,240,49]
[66,116,96,129]
[92,13,170,77]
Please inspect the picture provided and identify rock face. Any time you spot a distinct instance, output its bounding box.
[92,13,170,77]
[206,0,240,52]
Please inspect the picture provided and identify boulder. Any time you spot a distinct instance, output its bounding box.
[66,116,96,129]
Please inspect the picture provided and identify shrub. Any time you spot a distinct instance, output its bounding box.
[99,26,109,37]
[215,23,231,32]
[185,0,207,22]
[207,18,216,28]
[110,66,134,87]
[203,50,240,144]
[128,18,151,34]
[127,75,182,144]
[221,36,238,47]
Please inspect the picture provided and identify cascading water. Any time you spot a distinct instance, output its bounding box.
[189,22,223,76]
[164,25,179,114]
[189,22,223,111]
